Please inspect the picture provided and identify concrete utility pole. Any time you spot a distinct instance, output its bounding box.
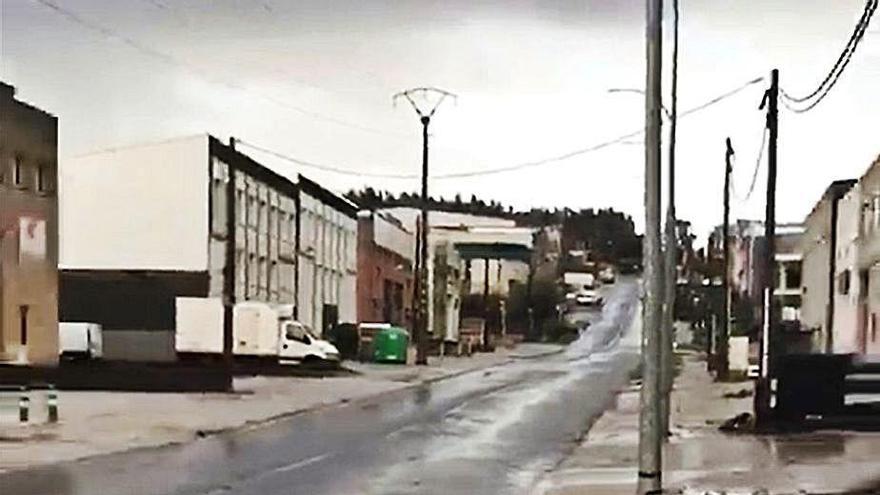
[719,138,734,380]
[394,87,456,365]
[638,0,664,491]
[660,0,680,440]
[755,69,779,426]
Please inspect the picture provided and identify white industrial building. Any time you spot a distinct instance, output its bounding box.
[60,135,355,360]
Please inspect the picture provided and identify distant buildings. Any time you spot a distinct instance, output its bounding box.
[0,81,59,365]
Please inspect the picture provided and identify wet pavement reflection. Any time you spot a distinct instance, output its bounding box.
[0,281,640,495]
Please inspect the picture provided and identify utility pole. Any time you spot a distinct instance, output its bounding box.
[394,87,456,365]
[756,69,779,426]
[719,138,734,380]
[660,0,680,440]
[638,0,663,491]
[223,138,238,387]
[412,216,422,341]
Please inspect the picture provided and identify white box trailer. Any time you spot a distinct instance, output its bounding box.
[563,272,596,289]
[234,302,282,356]
[59,322,103,360]
[175,297,224,354]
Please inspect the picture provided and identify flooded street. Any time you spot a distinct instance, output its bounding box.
[0,280,640,495]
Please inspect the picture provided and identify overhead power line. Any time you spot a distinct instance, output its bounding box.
[31,0,413,140]
[781,0,877,113]
[240,76,765,181]
[732,126,767,203]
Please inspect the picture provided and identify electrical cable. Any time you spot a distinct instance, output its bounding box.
[240,77,766,181]
[780,0,877,113]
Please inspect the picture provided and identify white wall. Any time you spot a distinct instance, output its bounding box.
[833,185,862,354]
[800,199,831,336]
[60,135,209,271]
[372,212,414,262]
[297,191,357,335]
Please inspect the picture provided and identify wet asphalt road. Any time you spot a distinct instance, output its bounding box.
[1,280,640,495]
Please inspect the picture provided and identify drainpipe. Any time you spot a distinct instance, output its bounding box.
[826,197,840,354]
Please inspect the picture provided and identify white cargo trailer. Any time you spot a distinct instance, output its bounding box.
[59,322,103,360]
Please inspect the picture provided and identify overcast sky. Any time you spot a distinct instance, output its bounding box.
[2,0,878,240]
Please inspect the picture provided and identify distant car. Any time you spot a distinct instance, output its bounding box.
[747,364,760,379]
[599,267,616,284]
[573,287,603,306]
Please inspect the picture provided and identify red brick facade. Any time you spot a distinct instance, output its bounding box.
[357,212,414,328]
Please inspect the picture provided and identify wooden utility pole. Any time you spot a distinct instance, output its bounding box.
[719,138,734,380]
[637,0,664,491]
[755,69,779,426]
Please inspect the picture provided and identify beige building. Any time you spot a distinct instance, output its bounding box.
[799,180,856,352]
[0,81,59,365]
[833,155,880,355]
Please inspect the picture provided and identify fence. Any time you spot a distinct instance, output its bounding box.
[776,353,880,428]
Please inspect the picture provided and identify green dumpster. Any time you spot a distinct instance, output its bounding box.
[372,327,409,364]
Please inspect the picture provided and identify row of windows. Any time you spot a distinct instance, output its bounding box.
[0,156,54,193]
[300,208,356,270]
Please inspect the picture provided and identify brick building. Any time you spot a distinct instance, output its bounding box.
[356,210,414,327]
[0,81,59,365]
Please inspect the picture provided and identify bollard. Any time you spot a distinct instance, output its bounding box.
[47,385,58,423]
[19,387,29,423]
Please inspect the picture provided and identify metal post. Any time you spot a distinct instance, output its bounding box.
[19,386,29,423]
[637,0,663,491]
[719,138,734,380]
[47,385,58,423]
[755,69,779,426]
[660,0,680,440]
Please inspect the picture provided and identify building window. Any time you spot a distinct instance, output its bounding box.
[838,270,851,295]
[785,262,802,289]
[36,163,49,193]
[13,156,24,187]
[19,305,29,346]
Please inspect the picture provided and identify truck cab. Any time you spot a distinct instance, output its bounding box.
[279,321,340,364]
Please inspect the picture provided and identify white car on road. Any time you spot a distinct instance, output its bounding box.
[567,287,604,307]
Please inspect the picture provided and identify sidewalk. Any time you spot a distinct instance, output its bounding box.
[0,345,560,473]
[534,353,880,495]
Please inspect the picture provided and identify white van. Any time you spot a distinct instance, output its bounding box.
[59,322,103,360]
[279,320,340,364]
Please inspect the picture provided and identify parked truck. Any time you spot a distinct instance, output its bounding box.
[175,298,340,365]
